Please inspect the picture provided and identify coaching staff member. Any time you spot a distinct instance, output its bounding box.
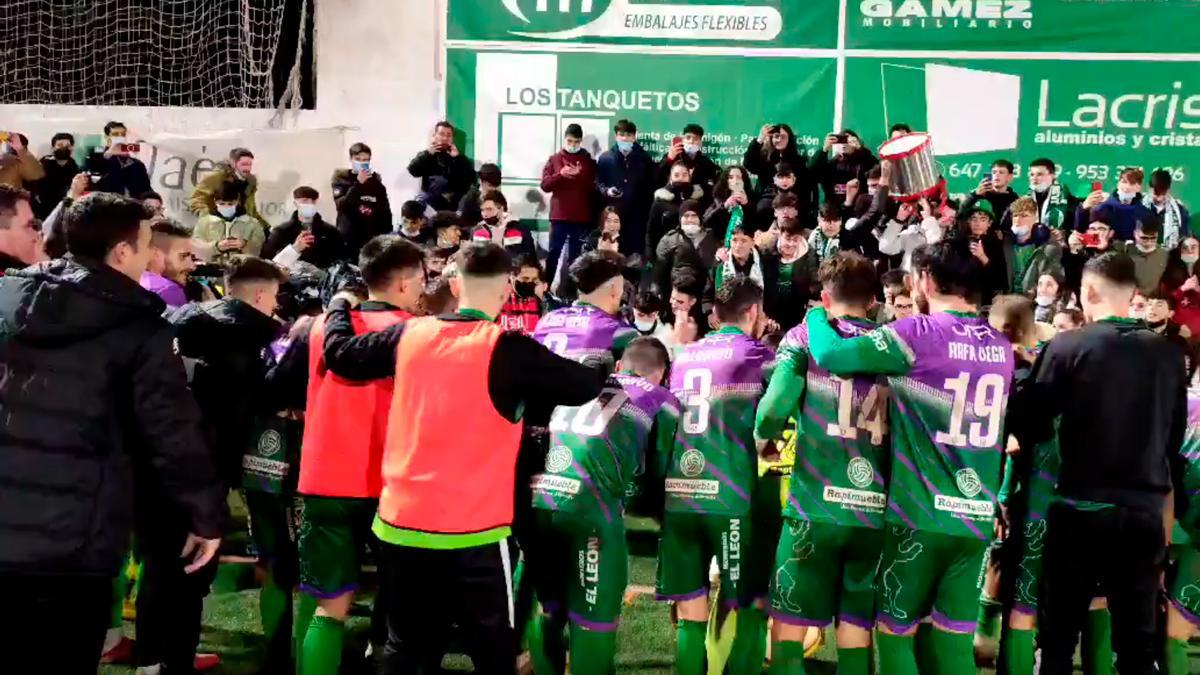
[0,192,224,672]
[1011,251,1187,675]
[321,241,605,674]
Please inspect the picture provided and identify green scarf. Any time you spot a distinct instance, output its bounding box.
[1031,182,1070,230]
[714,204,762,291]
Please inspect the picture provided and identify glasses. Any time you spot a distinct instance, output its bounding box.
[894,303,914,310]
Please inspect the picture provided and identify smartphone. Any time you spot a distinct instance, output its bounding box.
[1081,232,1102,248]
[1091,181,1103,193]
[835,133,849,144]
[118,142,141,154]
[671,135,683,147]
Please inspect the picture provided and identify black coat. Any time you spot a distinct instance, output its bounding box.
[0,259,224,576]
[761,249,818,331]
[169,298,282,486]
[35,155,80,219]
[262,213,350,270]
[332,169,394,254]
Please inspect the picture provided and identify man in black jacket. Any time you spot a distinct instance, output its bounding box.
[407,122,476,211]
[141,256,285,673]
[36,132,80,219]
[0,193,223,671]
[263,185,349,269]
[333,142,394,254]
[1010,252,1188,675]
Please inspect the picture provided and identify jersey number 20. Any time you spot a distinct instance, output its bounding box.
[550,389,629,437]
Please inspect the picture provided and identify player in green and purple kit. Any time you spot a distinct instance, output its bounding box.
[658,277,775,675]
[756,253,889,675]
[804,240,1015,675]
[1165,392,1200,675]
[532,250,637,370]
[525,337,680,675]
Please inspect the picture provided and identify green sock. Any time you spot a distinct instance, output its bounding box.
[568,626,617,675]
[259,572,288,640]
[915,623,937,674]
[1082,608,1113,675]
[1166,636,1190,675]
[837,646,870,675]
[110,562,129,630]
[769,641,807,674]
[728,606,768,674]
[300,614,344,675]
[294,593,318,667]
[930,629,976,675]
[1001,628,1034,675]
[976,598,1003,643]
[876,632,919,675]
[529,613,567,675]
[676,619,707,675]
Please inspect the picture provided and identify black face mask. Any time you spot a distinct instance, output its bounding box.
[1149,319,1168,330]
[514,280,537,298]
[670,181,691,195]
[483,215,501,226]
[53,147,72,161]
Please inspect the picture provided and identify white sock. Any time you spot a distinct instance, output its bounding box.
[102,627,122,653]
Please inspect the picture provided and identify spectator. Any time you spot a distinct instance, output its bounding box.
[706,220,761,313]
[632,290,673,342]
[653,199,719,298]
[665,268,706,347]
[459,162,500,230]
[596,119,654,259]
[35,132,79,218]
[878,197,943,271]
[40,172,89,259]
[0,132,44,192]
[192,183,266,263]
[754,162,804,229]
[583,206,622,255]
[704,165,754,238]
[1004,195,1057,294]
[843,164,891,260]
[82,122,150,198]
[761,217,817,331]
[262,186,348,270]
[808,201,843,265]
[811,129,878,205]
[1146,169,1190,249]
[889,123,913,138]
[398,199,434,246]
[1026,157,1078,233]
[430,210,463,253]
[1163,235,1200,291]
[0,185,42,271]
[0,193,222,671]
[1123,215,1169,293]
[954,200,1007,304]
[189,147,266,230]
[1051,307,1085,332]
[470,189,536,261]
[743,123,817,221]
[1076,167,1151,241]
[407,121,476,210]
[140,219,196,309]
[961,159,1019,236]
[656,123,720,199]
[1145,288,1191,342]
[1033,271,1073,324]
[332,142,394,253]
[499,255,545,336]
[1064,216,1116,294]
[645,161,704,260]
[767,191,801,232]
[139,190,165,217]
[541,123,597,285]
[890,288,916,322]
[844,164,881,220]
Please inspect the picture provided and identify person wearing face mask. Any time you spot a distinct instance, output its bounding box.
[1031,272,1072,324]
[1076,168,1152,241]
[811,129,878,206]
[653,199,719,298]
[631,290,673,342]
[1143,289,1191,343]
[190,146,268,232]
[332,142,394,255]
[263,185,348,271]
[645,161,704,261]
[192,183,265,264]
[596,119,654,258]
[541,124,597,287]
[657,123,720,199]
[1003,196,1058,295]
[470,189,537,262]
[760,217,817,331]
[499,256,546,336]
[1123,215,1169,293]
[1162,236,1200,292]
[1146,169,1191,249]
[1024,157,1078,234]
[35,132,80,219]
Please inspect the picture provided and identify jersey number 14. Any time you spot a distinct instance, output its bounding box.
[826,376,889,446]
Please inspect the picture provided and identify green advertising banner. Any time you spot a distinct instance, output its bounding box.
[446,0,1200,223]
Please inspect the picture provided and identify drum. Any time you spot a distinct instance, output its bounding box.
[877,132,943,203]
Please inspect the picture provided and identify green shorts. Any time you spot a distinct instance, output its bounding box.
[876,525,988,634]
[657,511,752,608]
[1011,517,1049,616]
[769,519,883,629]
[746,473,784,602]
[1169,544,1200,628]
[297,495,378,598]
[526,509,628,631]
[245,490,300,583]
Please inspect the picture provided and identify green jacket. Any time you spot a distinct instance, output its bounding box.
[192,213,265,264]
[189,162,267,230]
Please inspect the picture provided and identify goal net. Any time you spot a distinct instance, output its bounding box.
[0,0,308,109]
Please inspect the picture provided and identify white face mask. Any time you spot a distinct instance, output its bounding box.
[217,205,238,219]
[1032,182,1050,194]
[634,318,657,333]
[681,222,702,237]
[1137,242,1157,254]
[1035,295,1056,307]
[1183,253,1199,265]
[683,143,700,156]
[1012,225,1031,239]
[1118,190,1136,204]
[297,203,318,220]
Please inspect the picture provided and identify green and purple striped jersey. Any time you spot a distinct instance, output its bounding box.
[532,302,637,370]
[756,317,889,528]
[805,308,1015,540]
[665,327,774,516]
[1177,395,1200,540]
[532,373,681,525]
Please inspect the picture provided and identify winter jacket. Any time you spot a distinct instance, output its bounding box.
[810,149,878,205]
[742,140,818,220]
[596,143,655,250]
[189,162,267,230]
[1001,225,1056,294]
[541,149,597,223]
[1122,241,1170,294]
[406,150,476,207]
[0,258,224,575]
[262,212,349,270]
[961,188,1019,238]
[1074,192,1152,241]
[1012,241,1066,296]
[654,151,720,200]
[877,216,944,271]
[458,187,484,231]
[704,199,756,240]
[645,184,705,260]
[1161,250,1200,292]
[332,169,394,253]
[653,227,720,297]
[192,212,265,263]
[35,155,79,219]
[761,247,818,331]
[953,232,1008,305]
[82,152,150,199]
[471,216,537,261]
[169,297,282,486]
[0,148,44,190]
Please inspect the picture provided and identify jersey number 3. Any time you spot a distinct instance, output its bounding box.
[826,377,889,446]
